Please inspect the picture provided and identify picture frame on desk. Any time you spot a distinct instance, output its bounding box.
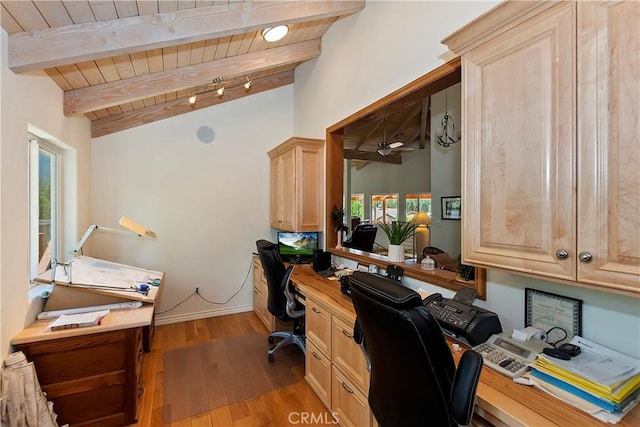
[525,288,582,341]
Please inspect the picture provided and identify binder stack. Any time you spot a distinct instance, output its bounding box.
[528,336,640,424]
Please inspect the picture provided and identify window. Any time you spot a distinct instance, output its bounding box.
[29,135,60,280]
[350,193,364,221]
[406,193,432,222]
[371,194,398,224]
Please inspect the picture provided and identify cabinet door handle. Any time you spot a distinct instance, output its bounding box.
[342,329,353,338]
[341,382,354,394]
[312,351,322,360]
[578,252,593,263]
[555,249,569,260]
[312,307,321,314]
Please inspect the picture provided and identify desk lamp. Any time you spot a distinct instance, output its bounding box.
[73,216,157,257]
[412,211,431,260]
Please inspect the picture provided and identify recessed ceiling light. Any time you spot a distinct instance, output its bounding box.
[261,25,288,42]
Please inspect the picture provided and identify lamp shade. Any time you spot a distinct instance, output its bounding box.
[412,211,431,226]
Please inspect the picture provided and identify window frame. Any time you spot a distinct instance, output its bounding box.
[29,134,62,281]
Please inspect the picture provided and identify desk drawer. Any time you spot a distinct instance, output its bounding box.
[331,316,369,395]
[306,298,332,357]
[305,340,332,409]
[332,365,371,427]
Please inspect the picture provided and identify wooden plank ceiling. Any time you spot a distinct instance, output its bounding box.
[1,0,365,137]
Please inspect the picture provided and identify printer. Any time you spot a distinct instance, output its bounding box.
[423,289,502,346]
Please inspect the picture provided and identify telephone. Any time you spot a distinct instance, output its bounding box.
[423,291,502,346]
[473,332,551,378]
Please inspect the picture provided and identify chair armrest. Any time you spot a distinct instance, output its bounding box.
[450,349,483,425]
[283,266,305,319]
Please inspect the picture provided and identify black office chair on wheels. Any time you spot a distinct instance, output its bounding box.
[255,240,306,362]
[349,271,483,427]
[343,223,378,252]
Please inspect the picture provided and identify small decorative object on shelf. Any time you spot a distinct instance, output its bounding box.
[421,256,435,271]
[379,221,416,263]
[330,205,349,249]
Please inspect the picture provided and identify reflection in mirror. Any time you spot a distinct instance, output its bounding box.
[344,83,462,262]
[325,58,486,298]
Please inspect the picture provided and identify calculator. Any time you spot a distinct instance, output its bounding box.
[473,333,550,378]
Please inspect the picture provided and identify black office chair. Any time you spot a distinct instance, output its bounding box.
[343,223,378,252]
[349,271,483,427]
[255,240,306,361]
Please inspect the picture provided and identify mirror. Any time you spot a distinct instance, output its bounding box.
[325,58,487,298]
[344,83,462,258]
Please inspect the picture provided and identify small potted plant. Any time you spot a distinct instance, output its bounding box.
[379,220,416,262]
[330,205,350,249]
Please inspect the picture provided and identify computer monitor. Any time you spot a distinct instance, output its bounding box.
[277,231,319,263]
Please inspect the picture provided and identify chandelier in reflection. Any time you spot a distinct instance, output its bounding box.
[436,89,461,148]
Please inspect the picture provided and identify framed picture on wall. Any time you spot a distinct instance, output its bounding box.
[441,196,461,220]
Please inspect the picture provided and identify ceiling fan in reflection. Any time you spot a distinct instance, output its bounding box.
[377,133,414,156]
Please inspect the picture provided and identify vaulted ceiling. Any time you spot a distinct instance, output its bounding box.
[1,0,365,137]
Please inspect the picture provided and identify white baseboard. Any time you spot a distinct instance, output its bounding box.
[155,304,254,326]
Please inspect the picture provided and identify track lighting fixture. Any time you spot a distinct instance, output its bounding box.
[261,25,288,42]
[244,77,252,90]
[188,94,197,104]
[185,75,252,103]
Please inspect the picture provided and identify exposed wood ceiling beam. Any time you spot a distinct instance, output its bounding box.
[354,118,384,150]
[344,149,402,165]
[65,40,320,116]
[8,1,364,73]
[91,70,294,138]
[391,103,423,138]
[362,69,460,123]
[420,97,430,149]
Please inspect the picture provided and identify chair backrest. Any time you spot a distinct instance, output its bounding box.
[344,224,377,252]
[256,239,289,319]
[349,271,458,427]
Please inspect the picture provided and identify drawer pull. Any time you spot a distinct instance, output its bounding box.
[341,382,354,394]
[312,307,321,314]
[312,351,322,360]
[342,329,353,338]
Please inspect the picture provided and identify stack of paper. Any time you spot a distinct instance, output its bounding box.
[528,336,640,424]
[48,309,110,331]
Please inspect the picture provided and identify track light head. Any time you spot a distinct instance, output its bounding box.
[217,86,224,96]
[244,77,251,90]
[188,94,197,104]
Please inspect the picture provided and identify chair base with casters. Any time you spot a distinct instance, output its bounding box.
[267,325,306,362]
[256,239,306,362]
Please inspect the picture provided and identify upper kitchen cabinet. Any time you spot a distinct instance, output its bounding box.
[443,1,639,295]
[268,137,324,232]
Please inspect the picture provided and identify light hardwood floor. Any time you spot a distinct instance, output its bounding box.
[132,311,333,426]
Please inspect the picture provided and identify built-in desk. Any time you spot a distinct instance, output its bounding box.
[289,265,640,427]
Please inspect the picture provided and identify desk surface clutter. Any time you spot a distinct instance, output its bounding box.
[289,265,640,427]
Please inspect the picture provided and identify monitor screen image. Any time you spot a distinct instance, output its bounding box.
[277,232,319,257]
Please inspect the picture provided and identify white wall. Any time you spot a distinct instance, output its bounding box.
[295,1,640,358]
[91,86,294,324]
[430,83,462,256]
[0,29,92,358]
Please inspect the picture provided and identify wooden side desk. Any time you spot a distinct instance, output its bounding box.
[290,265,640,427]
[11,306,154,426]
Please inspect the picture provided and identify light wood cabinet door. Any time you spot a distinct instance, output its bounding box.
[270,149,296,230]
[305,340,332,409]
[331,316,369,395]
[268,137,324,232]
[460,2,577,281]
[577,1,640,292]
[306,299,332,358]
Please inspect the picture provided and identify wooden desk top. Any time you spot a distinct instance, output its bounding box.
[289,265,640,427]
[11,304,154,345]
